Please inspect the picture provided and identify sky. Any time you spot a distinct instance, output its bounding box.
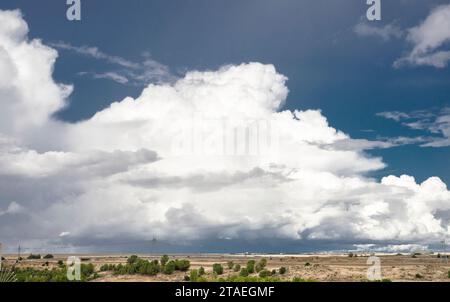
[0,0,450,253]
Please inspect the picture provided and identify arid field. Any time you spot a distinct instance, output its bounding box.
[3,253,450,282]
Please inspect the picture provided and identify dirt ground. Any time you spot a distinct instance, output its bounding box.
[3,253,450,282]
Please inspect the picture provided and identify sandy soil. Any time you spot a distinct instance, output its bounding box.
[3,253,450,282]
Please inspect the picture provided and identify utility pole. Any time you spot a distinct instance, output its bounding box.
[17,245,21,261]
[442,239,448,263]
[151,236,157,257]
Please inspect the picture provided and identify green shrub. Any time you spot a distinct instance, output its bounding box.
[279,267,287,274]
[113,263,124,275]
[255,259,267,273]
[212,263,224,275]
[240,268,249,277]
[258,270,271,278]
[14,267,69,282]
[415,273,423,279]
[112,257,161,276]
[190,269,199,282]
[81,263,95,277]
[57,260,64,266]
[175,259,190,272]
[163,260,176,275]
[233,264,241,272]
[135,259,159,275]
[246,260,256,274]
[198,266,205,276]
[292,277,316,282]
[147,260,160,275]
[127,255,139,264]
[27,254,41,260]
[217,275,282,282]
[259,258,267,268]
[13,263,100,282]
[255,263,263,273]
[304,262,311,266]
[100,264,110,272]
[43,254,54,259]
[227,261,234,269]
[161,255,169,267]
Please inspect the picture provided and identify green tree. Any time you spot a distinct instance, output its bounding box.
[43,254,54,259]
[279,267,287,274]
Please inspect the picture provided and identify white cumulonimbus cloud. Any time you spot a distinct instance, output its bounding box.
[0,9,449,251]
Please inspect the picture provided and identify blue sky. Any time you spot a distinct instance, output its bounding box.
[1,0,450,252]
[3,0,448,183]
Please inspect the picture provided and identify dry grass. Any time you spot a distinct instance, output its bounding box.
[3,253,450,282]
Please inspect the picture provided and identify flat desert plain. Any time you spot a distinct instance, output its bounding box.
[4,253,450,282]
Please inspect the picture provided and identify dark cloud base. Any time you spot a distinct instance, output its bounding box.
[19,238,435,254]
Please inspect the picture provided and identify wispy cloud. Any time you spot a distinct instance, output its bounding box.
[354,22,404,41]
[328,136,430,151]
[354,4,450,69]
[78,71,129,84]
[394,4,450,68]
[376,111,411,122]
[50,41,176,85]
[50,41,138,69]
[377,108,450,147]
